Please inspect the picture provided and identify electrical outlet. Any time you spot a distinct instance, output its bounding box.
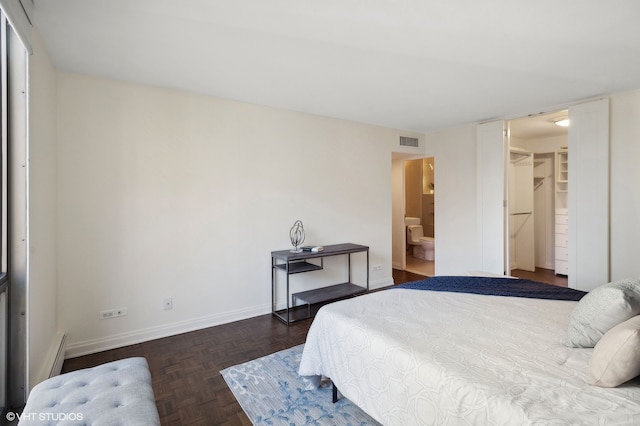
[163,297,173,310]
[99,307,127,320]
[372,265,383,271]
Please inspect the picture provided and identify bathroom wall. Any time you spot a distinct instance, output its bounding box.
[422,158,435,195]
[405,157,435,236]
[422,158,435,237]
[404,159,422,218]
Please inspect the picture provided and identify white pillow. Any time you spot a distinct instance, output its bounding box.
[565,277,640,348]
[589,315,640,387]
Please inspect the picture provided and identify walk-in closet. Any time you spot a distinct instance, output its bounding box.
[508,111,568,275]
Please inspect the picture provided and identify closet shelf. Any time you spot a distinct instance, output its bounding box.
[510,153,530,163]
[533,176,544,190]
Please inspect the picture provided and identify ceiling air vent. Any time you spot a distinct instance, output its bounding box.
[399,136,419,147]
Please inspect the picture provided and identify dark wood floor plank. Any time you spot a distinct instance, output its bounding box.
[62,267,560,425]
[511,267,568,287]
[391,268,427,284]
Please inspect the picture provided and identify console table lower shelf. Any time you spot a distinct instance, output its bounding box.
[272,283,367,324]
[292,282,366,319]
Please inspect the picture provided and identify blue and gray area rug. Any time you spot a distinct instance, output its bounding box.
[221,344,380,426]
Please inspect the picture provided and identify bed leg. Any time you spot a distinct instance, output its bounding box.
[332,381,339,403]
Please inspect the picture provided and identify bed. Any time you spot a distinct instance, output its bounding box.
[298,276,640,425]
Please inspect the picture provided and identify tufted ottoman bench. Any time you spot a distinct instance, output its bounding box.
[19,357,160,425]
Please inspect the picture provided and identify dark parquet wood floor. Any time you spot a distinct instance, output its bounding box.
[61,267,559,425]
[62,313,316,425]
[511,267,568,287]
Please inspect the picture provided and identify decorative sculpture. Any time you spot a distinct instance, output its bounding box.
[289,220,305,252]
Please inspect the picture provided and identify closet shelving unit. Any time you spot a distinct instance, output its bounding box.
[533,176,544,190]
[556,148,568,194]
[555,148,569,275]
[533,155,545,190]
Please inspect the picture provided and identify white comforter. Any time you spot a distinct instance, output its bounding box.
[298,289,640,425]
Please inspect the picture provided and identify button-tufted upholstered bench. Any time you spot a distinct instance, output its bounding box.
[19,357,160,425]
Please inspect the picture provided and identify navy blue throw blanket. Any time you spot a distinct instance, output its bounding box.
[395,276,586,301]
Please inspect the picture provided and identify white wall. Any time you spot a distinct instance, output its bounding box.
[429,124,480,275]
[56,73,421,357]
[39,68,640,358]
[28,31,59,386]
[522,135,567,154]
[610,90,640,281]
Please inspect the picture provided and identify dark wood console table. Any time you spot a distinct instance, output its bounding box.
[271,243,369,325]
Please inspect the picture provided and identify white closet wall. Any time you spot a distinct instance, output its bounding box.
[509,148,535,271]
[508,133,567,273]
[533,153,556,270]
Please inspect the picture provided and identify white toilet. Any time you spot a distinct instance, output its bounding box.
[407,224,435,261]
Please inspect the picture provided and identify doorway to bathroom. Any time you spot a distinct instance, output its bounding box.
[403,157,435,277]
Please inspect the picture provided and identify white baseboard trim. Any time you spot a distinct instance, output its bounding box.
[65,304,271,359]
[370,276,394,289]
[49,332,68,377]
[34,332,67,388]
[66,278,397,359]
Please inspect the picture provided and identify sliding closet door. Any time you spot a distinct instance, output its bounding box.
[568,99,610,291]
[476,121,507,274]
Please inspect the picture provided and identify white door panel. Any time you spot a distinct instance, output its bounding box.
[476,121,507,274]
[568,99,610,291]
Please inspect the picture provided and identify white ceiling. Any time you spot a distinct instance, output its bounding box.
[32,0,640,133]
